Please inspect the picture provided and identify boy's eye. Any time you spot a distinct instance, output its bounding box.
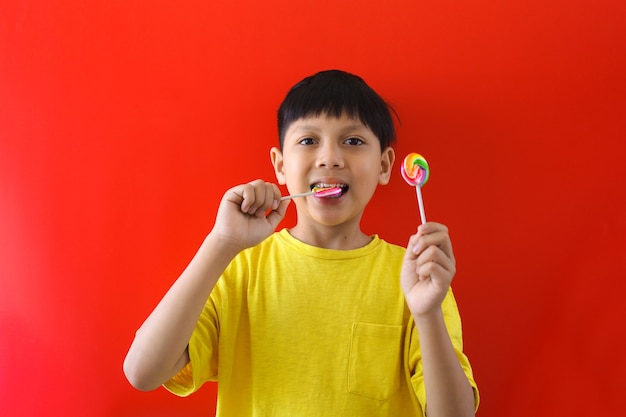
[299,137,317,145]
[345,137,364,146]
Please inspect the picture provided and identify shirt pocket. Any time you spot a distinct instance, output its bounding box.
[348,322,403,400]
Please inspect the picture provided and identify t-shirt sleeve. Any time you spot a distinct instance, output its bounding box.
[407,288,480,413]
[163,295,220,397]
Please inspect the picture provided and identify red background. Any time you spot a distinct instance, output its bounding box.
[1,1,625,416]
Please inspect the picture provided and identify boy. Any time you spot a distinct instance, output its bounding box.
[124,70,479,416]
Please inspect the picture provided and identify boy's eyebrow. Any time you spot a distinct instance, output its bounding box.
[292,124,320,132]
[292,123,368,134]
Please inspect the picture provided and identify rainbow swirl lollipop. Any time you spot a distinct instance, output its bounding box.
[280,186,342,201]
[401,152,430,187]
[401,152,430,224]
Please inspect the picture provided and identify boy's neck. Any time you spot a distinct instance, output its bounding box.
[288,222,372,250]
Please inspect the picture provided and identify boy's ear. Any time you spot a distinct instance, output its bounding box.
[378,147,395,185]
[270,147,286,185]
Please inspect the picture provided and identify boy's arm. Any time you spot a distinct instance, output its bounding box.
[401,223,476,417]
[123,180,289,391]
[413,310,476,417]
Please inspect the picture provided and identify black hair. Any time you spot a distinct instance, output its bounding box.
[277,70,397,150]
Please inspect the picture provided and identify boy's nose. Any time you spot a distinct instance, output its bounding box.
[316,143,344,168]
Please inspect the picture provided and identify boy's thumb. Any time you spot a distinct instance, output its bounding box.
[266,199,290,229]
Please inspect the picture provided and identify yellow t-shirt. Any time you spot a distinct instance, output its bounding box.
[165,229,479,416]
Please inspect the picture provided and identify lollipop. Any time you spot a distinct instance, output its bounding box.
[280,186,342,201]
[312,186,343,198]
[401,153,430,224]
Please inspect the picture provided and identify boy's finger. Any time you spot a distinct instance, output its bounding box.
[254,182,276,217]
[263,182,276,210]
[417,246,455,273]
[418,221,448,234]
[404,234,421,260]
[271,183,282,210]
[239,183,256,213]
[415,230,455,261]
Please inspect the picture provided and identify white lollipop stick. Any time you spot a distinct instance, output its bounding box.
[415,185,426,225]
[280,190,315,201]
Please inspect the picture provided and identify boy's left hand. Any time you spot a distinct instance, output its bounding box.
[401,222,457,317]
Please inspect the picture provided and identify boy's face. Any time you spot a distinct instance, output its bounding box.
[271,113,394,228]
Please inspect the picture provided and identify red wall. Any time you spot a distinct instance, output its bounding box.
[1,1,625,416]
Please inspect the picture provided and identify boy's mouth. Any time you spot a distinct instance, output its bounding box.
[311,183,349,198]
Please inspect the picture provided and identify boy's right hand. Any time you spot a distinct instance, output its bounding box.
[124,179,288,391]
[210,179,290,252]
